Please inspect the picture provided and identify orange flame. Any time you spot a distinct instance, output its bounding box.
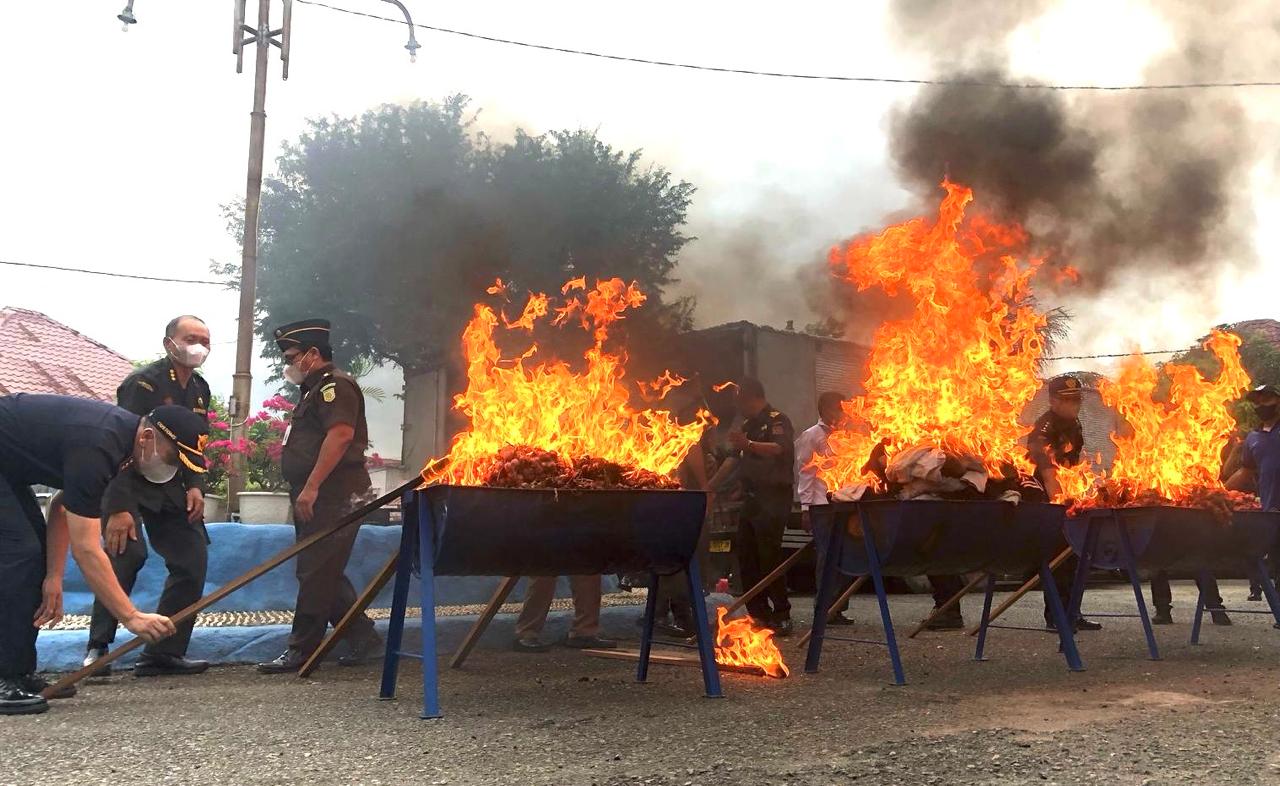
[815,181,1049,488]
[713,607,789,678]
[1059,330,1250,504]
[422,278,710,486]
[711,381,738,393]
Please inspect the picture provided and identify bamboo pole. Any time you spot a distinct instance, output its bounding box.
[41,479,419,699]
[724,543,812,616]
[450,576,521,669]
[964,547,1073,636]
[297,553,399,678]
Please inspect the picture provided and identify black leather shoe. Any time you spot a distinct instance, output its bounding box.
[20,675,76,700]
[1074,617,1103,631]
[0,677,49,716]
[1210,609,1232,626]
[770,618,795,637]
[654,620,695,639]
[134,653,210,677]
[512,638,551,653]
[1152,608,1173,625]
[826,612,855,626]
[1248,589,1263,602]
[257,649,308,674]
[338,633,385,667]
[82,645,112,676]
[564,635,617,649]
[924,610,965,631]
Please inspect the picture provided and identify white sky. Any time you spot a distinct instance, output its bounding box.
[1,1,1276,459]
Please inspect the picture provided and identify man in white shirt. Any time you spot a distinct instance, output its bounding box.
[795,391,855,625]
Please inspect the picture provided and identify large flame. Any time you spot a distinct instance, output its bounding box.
[422,277,710,485]
[816,181,1051,489]
[713,608,789,678]
[1058,330,1250,503]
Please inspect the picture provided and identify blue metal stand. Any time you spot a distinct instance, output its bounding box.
[1190,570,1210,645]
[803,505,846,674]
[378,491,417,702]
[859,506,906,686]
[1191,561,1280,644]
[1254,559,1280,627]
[416,493,442,718]
[973,563,1084,672]
[685,559,723,698]
[1115,514,1161,660]
[636,572,660,683]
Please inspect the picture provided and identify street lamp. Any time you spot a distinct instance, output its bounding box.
[380,0,422,63]
[117,1,137,32]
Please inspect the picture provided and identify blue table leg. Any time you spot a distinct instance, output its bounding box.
[1042,561,1085,672]
[973,573,996,662]
[859,506,905,686]
[379,494,416,700]
[1116,515,1160,661]
[1190,570,1209,645]
[636,572,660,683]
[804,506,846,674]
[684,558,723,698]
[416,494,442,719]
[1252,559,1280,628]
[1067,520,1098,622]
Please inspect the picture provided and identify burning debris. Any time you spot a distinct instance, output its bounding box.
[482,446,679,490]
[422,277,710,488]
[815,181,1053,494]
[1058,330,1257,521]
[713,608,789,679]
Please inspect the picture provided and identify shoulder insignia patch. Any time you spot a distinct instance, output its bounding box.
[137,379,154,392]
[769,411,780,418]
[321,382,337,403]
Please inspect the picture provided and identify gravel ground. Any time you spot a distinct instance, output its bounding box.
[6,581,1280,786]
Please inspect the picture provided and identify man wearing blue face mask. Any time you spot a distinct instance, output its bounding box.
[84,315,214,677]
[0,396,203,714]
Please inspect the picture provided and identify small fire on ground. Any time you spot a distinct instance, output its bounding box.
[714,607,789,678]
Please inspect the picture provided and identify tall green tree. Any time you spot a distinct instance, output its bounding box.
[219,95,697,377]
[1165,321,1280,431]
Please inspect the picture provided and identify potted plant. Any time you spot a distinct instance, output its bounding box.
[211,396,296,524]
[201,400,232,522]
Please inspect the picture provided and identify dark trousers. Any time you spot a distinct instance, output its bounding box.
[288,488,376,655]
[811,506,852,616]
[0,475,45,679]
[1150,572,1223,611]
[88,505,208,657]
[928,575,966,608]
[737,489,792,621]
[653,511,712,626]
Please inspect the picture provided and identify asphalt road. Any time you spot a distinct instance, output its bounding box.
[5,581,1280,785]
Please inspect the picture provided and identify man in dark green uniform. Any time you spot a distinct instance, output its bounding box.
[258,319,382,673]
[1028,375,1101,632]
[728,378,796,635]
[85,315,213,676]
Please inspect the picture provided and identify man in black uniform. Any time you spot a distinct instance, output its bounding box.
[1028,375,1101,632]
[728,378,796,635]
[85,315,214,676]
[258,319,382,673]
[1,395,200,714]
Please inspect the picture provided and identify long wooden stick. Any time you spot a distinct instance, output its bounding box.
[450,576,521,669]
[907,573,987,639]
[582,647,766,677]
[796,574,869,649]
[724,543,812,617]
[964,547,1073,636]
[297,553,399,678]
[41,478,420,699]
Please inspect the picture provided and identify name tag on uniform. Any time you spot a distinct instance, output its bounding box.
[282,424,292,446]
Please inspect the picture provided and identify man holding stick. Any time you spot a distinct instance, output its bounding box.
[257,319,383,673]
[1,395,199,714]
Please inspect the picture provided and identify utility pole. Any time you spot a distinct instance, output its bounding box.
[113,1,421,513]
[228,0,292,511]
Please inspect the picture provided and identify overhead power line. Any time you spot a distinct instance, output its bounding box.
[297,0,1280,91]
[0,259,225,286]
[1044,350,1182,361]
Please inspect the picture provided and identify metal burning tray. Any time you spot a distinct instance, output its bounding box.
[829,499,1068,576]
[409,485,708,577]
[1064,507,1280,572]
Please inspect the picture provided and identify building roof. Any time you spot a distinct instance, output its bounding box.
[0,308,135,402]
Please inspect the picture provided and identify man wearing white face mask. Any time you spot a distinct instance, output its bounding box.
[0,396,198,714]
[84,315,214,677]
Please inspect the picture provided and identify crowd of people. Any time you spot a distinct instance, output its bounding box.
[2,318,1277,717]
